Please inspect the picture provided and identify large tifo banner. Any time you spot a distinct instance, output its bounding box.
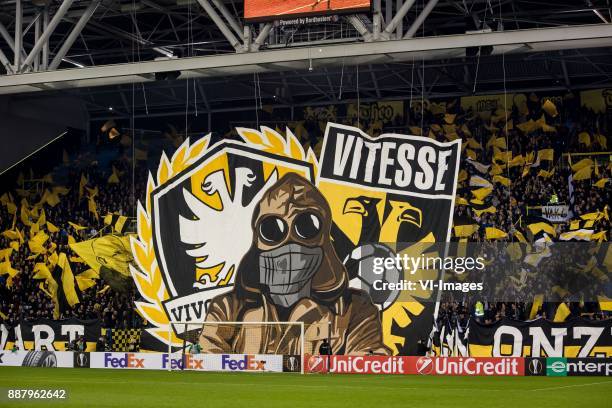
[130,122,461,355]
[1,318,101,351]
[468,318,612,358]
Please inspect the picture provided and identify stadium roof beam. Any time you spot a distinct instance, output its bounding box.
[19,0,76,72]
[404,0,440,39]
[48,0,101,71]
[1,24,612,94]
[195,0,242,51]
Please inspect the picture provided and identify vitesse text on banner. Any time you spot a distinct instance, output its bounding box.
[317,123,461,355]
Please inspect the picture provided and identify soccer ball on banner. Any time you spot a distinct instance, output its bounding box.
[344,243,401,309]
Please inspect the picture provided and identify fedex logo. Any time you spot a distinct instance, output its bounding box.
[104,353,144,368]
[221,355,266,371]
[162,354,204,370]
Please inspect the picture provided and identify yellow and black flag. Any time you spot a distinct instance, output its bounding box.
[70,235,134,292]
[103,213,130,234]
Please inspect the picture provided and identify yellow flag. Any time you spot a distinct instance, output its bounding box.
[578,132,591,146]
[31,231,49,245]
[559,229,593,241]
[37,209,46,227]
[598,296,612,312]
[473,206,496,217]
[571,158,593,172]
[20,205,31,226]
[514,230,527,243]
[528,222,557,237]
[79,174,88,199]
[471,187,493,201]
[594,178,609,188]
[489,163,503,176]
[537,169,555,178]
[493,137,507,149]
[2,230,19,241]
[33,262,52,281]
[0,248,13,260]
[454,224,479,238]
[104,213,129,234]
[46,222,59,233]
[58,253,79,307]
[492,175,511,187]
[573,165,592,181]
[76,269,99,292]
[537,148,554,161]
[542,99,558,117]
[493,150,512,163]
[69,235,134,278]
[68,221,87,231]
[529,294,544,319]
[517,119,537,134]
[6,202,17,215]
[553,303,571,322]
[521,166,530,178]
[508,154,525,168]
[455,197,469,206]
[580,211,603,221]
[591,231,608,242]
[485,227,508,240]
[88,197,99,220]
[458,169,468,183]
[0,259,19,278]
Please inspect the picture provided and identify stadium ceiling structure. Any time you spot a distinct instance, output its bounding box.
[0,0,611,119]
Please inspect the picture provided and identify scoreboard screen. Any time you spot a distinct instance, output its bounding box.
[244,0,372,22]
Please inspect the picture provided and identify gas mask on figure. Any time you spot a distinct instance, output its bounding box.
[245,173,346,308]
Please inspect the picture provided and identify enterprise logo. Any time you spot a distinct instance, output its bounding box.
[546,358,612,376]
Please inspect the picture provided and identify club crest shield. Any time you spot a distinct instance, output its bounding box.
[132,123,460,353]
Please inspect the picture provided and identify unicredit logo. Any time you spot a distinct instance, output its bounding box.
[416,357,434,375]
[429,357,521,376]
[329,356,406,374]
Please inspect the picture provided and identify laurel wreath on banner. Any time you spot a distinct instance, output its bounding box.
[130,128,319,346]
[236,126,319,175]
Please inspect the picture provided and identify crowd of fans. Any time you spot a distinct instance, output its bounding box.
[0,91,609,344]
[0,145,148,330]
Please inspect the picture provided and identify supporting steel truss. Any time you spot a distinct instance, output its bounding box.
[0,0,610,95]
